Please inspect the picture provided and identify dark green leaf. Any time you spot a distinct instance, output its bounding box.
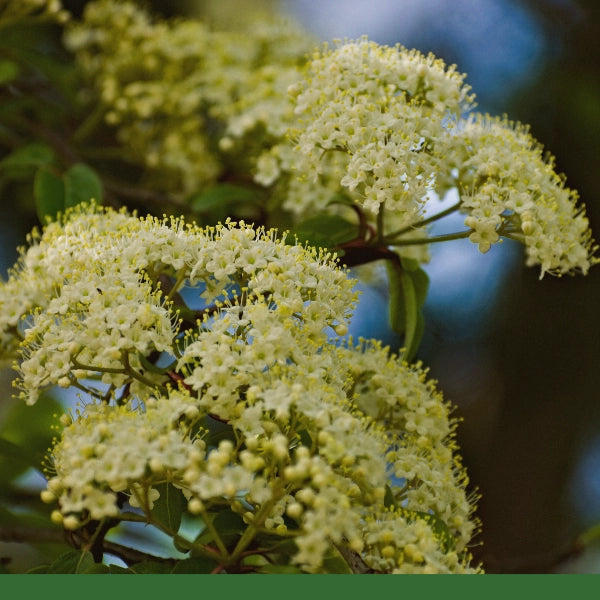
[291,214,358,249]
[64,163,103,208]
[194,508,244,550]
[383,484,396,509]
[0,437,38,477]
[45,550,95,574]
[204,415,237,448]
[34,166,64,222]
[151,482,186,535]
[211,508,245,534]
[1,24,78,97]
[0,142,55,171]
[170,556,219,573]
[0,394,63,482]
[401,508,455,553]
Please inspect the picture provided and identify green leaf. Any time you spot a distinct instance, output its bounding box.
[190,183,259,212]
[0,437,38,476]
[211,509,245,534]
[26,565,50,574]
[0,142,55,171]
[170,557,219,573]
[82,563,111,574]
[383,484,396,509]
[322,547,354,574]
[151,482,186,535]
[258,564,304,574]
[0,58,20,84]
[401,508,455,553]
[291,214,358,249]
[190,183,261,223]
[128,561,175,574]
[0,394,63,482]
[34,166,64,222]
[106,564,134,574]
[63,163,103,208]
[194,508,244,550]
[386,258,429,362]
[45,550,95,574]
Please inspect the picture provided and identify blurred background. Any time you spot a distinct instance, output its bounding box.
[2,0,600,573]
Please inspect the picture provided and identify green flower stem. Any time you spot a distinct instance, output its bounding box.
[383,201,463,241]
[69,378,111,402]
[71,353,168,393]
[376,202,386,244]
[165,271,188,302]
[199,507,231,558]
[228,487,286,565]
[126,489,225,563]
[123,352,169,392]
[388,229,473,246]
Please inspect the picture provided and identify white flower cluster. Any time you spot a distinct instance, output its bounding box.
[0,205,479,573]
[282,40,471,219]
[255,38,596,276]
[256,39,473,226]
[62,3,596,276]
[441,115,596,275]
[64,0,313,196]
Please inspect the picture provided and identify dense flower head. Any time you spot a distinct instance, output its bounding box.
[441,114,597,276]
[256,38,474,225]
[0,204,480,573]
[252,38,596,276]
[64,0,313,196]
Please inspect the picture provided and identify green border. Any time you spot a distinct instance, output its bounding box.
[1,574,597,599]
